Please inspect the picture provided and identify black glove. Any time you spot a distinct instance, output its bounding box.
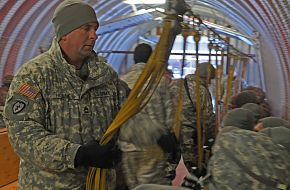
[157,131,179,160]
[74,140,121,168]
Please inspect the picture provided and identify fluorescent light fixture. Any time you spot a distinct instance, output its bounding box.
[123,0,166,4]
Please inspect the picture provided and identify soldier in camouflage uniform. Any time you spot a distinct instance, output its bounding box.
[143,123,290,190]
[119,43,179,189]
[260,126,290,153]
[241,103,263,122]
[222,108,256,131]
[3,1,128,189]
[254,116,290,132]
[179,62,216,174]
[206,126,290,190]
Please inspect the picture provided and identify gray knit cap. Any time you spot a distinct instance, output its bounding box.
[235,90,258,108]
[260,126,290,153]
[241,103,261,121]
[223,108,255,130]
[52,0,98,41]
[258,116,290,129]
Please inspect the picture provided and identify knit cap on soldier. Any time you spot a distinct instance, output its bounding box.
[260,126,290,153]
[222,108,256,130]
[241,103,262,122]
[258,116,290,129]
[234,90,258,108]
[243,86,266,103]
[52,0,98,41]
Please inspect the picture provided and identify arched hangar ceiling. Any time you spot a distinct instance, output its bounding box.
[0,0,289,118]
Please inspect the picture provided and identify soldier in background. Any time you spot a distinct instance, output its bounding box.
[244,86,272,118]
[206,126,290,190]
[119,43,179,189]
[254,116,290,132]
[229,87,272,117]
[180,62,216,177]
[3,1,128,189]
[130,121,290,190]
[222,108,256,131]
[260,126,290,153]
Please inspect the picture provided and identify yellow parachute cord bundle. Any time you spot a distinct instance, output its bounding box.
[222,55,236,117]
[86,16,181,190]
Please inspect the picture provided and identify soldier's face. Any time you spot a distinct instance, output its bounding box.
[254,122,264,132]
[62,22,99,58]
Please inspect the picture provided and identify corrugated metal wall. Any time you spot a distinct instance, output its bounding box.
[0,0,289,118]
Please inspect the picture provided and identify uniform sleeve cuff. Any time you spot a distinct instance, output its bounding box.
[66,143,81,169]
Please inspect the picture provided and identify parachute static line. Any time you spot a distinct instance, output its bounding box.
[86,15,181,190]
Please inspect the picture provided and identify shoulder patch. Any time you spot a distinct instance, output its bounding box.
[4,94,33,120]
[12,99,28,114]
[17,83,40,100]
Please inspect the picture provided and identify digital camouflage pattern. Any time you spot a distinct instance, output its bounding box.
[259,116,290,129]
[176,74,215,173]
[132,184,189,190]
[3,38,128,190]
[119,63,177,189]
[207,127,290,190]
[121,148,170,189]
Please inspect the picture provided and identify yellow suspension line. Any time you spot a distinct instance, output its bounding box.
[233,58,242,95]
[174,79,184,140]
[175,26,190,139]
[219,49,225,102]
[235,57,249,94]
[222,55,236,118]
[240,57,249,90]
[214,45,220,136]
[193,29,203,172]
[86,16,181,190]
[203,40,214,164]
[216,48,225,136]
[203,62,212,141]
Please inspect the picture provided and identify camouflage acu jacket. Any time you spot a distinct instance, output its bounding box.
[181,74,215,131]
[119,63,175,150]
[119,63,177,188]
[208,127,290,190]
[3,38,127,190]
[173,74,215,171]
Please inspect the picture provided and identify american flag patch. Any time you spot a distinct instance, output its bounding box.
[17,83,40,100]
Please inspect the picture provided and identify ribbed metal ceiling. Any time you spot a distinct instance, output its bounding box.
[0,0,289,118]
